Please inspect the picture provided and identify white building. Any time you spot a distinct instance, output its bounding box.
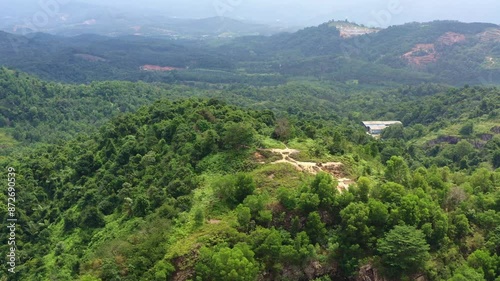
[362,121,402,136]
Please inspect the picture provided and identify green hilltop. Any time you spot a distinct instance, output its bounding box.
[0,67,499,280]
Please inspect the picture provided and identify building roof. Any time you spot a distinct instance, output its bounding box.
[362,121,402,127]
[362,121,403,136]
[368,125,387,130]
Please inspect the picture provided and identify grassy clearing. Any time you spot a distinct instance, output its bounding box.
[257,136,287,149]
[473,119,500,134]
[163,174,245,263]
[256,149,283,163]
[416,117,500,146]
[162,161,310,262]
[252,162,311,192]
[287,138,335,162]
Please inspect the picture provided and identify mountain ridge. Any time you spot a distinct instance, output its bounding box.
[1,20,500,85]
[1,67,499,280]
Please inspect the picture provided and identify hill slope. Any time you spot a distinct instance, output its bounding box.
[1,20,500,85]
[0,66,500,280]
[222,20,500,85]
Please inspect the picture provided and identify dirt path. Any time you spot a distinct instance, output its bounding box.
[264,147,354,192]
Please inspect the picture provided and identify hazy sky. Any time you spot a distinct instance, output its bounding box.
[2,0,500,27]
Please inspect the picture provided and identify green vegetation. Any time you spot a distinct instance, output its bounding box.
[0,76,498,280]
[0,19,500,281]
[377,225,430,278]
[1,20,500,85]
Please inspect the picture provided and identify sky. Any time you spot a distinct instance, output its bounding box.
[1,0,500,27]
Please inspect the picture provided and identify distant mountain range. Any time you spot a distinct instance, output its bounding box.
[0,19,499,85]
[220,20,500,85]
[0,2,294,38]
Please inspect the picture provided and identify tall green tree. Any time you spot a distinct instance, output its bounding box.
[340,202,371,246]
[385,156,411,186]
[447,265,486,281]
[222,122,255,149]
[306,211,327,245]
[310,172,338,209]
[466,250,499,281]
[196,243,260,281]
[377,225,430,278]
[492,149,500,169]
[459,122,474,137]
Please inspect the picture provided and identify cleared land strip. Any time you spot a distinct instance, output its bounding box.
[261,147,354,192]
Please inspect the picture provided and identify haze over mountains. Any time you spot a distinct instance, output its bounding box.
[0,2,294,38]
[3,0,500,28]
[0,19,499,86]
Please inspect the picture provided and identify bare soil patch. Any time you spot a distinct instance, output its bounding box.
[402,44,437,66]
[261,147,354,192]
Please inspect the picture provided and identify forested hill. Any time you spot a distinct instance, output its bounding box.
[1,20,500,85]
[221,20,500,85]
[0,67,186,144]
[0,31,236,84]
[0,66,500,280]
[1,66,500,150]
[0,98,277,280]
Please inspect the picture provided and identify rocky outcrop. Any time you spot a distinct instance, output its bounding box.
[281,261,338,281]
[356,264,386,281]
[491,126,500,134]
[477,133,493,141]
[356,264,427,281]
[426,135,460,146]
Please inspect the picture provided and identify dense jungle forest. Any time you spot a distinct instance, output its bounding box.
[0,18,499,281]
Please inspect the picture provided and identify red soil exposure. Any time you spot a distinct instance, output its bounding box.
[140,65,182,71]
[74,54,107,62]
[479,28,500,42]
[402,44,437,66]
[437,32,466,45]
